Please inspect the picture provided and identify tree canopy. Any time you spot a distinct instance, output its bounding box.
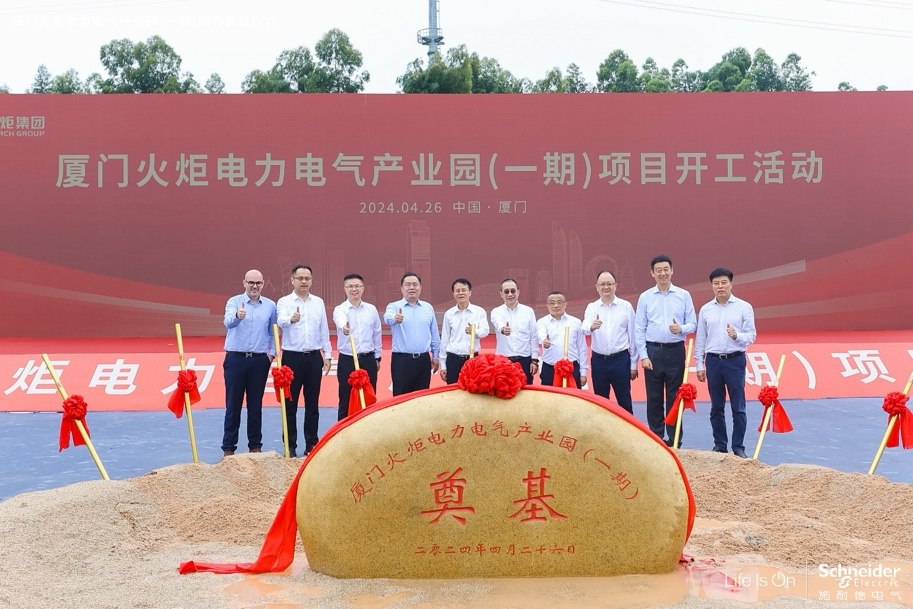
[11,34,878,94]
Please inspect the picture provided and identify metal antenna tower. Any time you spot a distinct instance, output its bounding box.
[417,0,444,62]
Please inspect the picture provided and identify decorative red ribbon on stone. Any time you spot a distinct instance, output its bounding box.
[346,368,377,417]
[757,385,793,433]
[882,391,913,449]
[458,353,527,399]
[271,365,294,402]
[167,369,201,418]
[664,383,697,425]
[59,394,90,452]
[552,359,577,389]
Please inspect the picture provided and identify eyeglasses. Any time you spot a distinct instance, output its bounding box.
[597,282,616,287]
[502,288,517,294]
[292,276,310,282]
[345,284,364,290]
[246,281,264,286]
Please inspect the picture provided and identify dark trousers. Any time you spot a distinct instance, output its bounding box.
[391,352,432,396]
[445,352,475,384]
[506,355,533,385]
[644,341,686,444]
[707,352,748,452]
[336,353,379,421]
[283,350,324,453]
[591,350,633,414]
[540,360,582,389]
[221,351,271,452]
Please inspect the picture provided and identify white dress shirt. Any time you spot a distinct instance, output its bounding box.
[694,295,757,372]
[439,303,490,368]
[276,292,332,355]
[536,313,588,374]
[490,302,539,359]
[333,300,382,358]
[582,297,637,371]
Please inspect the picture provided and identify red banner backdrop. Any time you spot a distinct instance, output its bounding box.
[2,331,911,411]
[1,92,912,339]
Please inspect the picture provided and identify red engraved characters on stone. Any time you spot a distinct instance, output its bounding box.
[509,467,567,523]
[420,467,476,525]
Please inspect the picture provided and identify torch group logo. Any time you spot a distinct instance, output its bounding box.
[0,115,46,137]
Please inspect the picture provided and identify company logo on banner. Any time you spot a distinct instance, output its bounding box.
[2,334,912,412]
[0,114,46,137]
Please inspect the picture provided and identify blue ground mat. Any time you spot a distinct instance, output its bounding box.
[1,397,910,500]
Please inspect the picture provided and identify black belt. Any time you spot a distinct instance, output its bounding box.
[507,355,530,362]
[393,352,428,358]
[647,341,683,348]
[707,351,744,359]
[283,349,320,356]
[341,352,375,359]
[228,351,267,358]
[447,352,479,360]
[593,350,628,360]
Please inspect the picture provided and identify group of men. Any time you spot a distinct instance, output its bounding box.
[220,255,756,459]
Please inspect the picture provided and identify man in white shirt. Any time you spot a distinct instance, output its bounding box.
[439,278,490,384]
[332,273,382,422]
[490,278,539,384]
[277,264,332,456]
[695,267,757,458]
[582,270,638,413]
[537,291,588,388]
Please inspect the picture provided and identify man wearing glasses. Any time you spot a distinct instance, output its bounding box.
[582,270,638,414]
[277,265,332,456]
[537,291,588,388]
[384,272,441,396]
[333,273,382,421]
[221,269,277,458]
[490,278,539,384]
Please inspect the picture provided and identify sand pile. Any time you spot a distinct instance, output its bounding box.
[1,451,910,609]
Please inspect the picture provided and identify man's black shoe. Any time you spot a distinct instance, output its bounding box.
[711,447,727,453]
[733,449,748,458]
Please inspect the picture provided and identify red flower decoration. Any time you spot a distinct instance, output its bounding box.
[59,394,90,452]
[664,383,697,425]
[346,368,377,417]
[882,391,913,449]
[271,365,294,402]
[458,354,526,399]
[552,359,577,388]
[168,369,202,418]
[757,385,793,433]
[348,368,371,389]
[177,369,198,393]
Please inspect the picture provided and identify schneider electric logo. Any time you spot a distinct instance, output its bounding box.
[0,115,46,137]
[818,563,901,590]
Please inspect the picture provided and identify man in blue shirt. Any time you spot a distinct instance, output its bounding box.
[221,269,276,457]
[384,272,441,396]
[634,255,696,447]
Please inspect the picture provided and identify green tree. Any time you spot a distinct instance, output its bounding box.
[748,49,781,91]
[473,55,525,93]
[564,64,591,93]
[641,58,671,92]
[49,69,84,94]
[205,73,225,93]
[30,65,53,93]
[669,59,703,92]
[0,84,9,94]
[838,81,857,92]
[397,52,472,93]
[532,66,564,92]
[596,50,641,92]
[97,35,199,93]
[780,53,814,91]
[84,73,104,94]
[877,84,888,91]
[306,28,369,92]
